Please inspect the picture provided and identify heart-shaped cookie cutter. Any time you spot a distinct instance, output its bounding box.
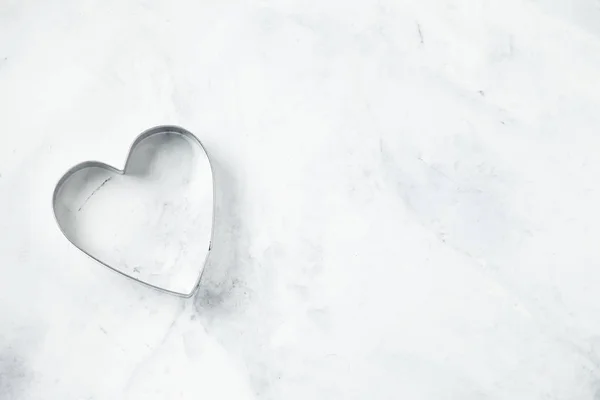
[52,125,215,297]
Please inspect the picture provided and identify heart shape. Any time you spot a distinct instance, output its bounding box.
[52,126,214,297]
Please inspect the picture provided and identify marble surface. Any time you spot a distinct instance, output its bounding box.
[2,0,600,399]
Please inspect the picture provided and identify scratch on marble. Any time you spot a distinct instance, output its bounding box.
[416,156,453,182]
[416,155,484,195]
[417,22,424,44]
[78,177,112,212]
[124,305,185,391]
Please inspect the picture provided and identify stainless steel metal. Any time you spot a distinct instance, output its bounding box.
[52,125,215,298]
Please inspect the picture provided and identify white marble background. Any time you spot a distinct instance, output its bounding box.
[2,0,600,399]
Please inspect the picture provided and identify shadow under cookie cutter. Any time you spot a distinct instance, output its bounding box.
[52,125,215,298]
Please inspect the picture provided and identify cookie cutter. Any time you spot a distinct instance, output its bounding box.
[52,125,215,298]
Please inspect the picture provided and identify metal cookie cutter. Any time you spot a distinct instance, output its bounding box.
[52,125,215,297]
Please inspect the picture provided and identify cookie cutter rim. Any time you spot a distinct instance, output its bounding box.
[52,125,215,298]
